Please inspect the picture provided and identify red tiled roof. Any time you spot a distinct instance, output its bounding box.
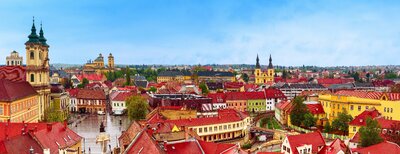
[0,79,38,102]
[349,108,381,126]
[0,135,43,154]
[224,82,244,89]
[0,66,26,82]
[225,92,266,100]
[207,93,226,103]
[335,90,400,101]
[264,88,287,99]
[351,141,400,154]
[66,88,79,97]
[76,89,106,100]
[0,122,49,140]
[257,152,283,154]
[318,138,346,154]
[244,84,258,91]
[276,100,293,112]
[32,123,82,154]
[306,104,325,115]
[197,140,237,154]
[287,131,326,154]
[150,109,248,127]
[373,80,395,87]
[166,140,202,154]
[126,131,162,154]
[112,92,134,101]
[376,118,400,129]
[225,92,247,100]
[76,74,104,81]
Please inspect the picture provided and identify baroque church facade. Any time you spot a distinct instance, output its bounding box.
[25,18,51,120]
[254,54,275,84]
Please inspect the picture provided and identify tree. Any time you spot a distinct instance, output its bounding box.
[303,113,317,128]
[77,78,89,88]
[126,95,149,120]
[148,86,157,93]
[332,110,353,135]
[324,122,333,133]
[366,73,371,82]
[359,118,383,147]
[290,96,307,126]
[44,106,64,122]
[351,72,361,82]
[385,121,400,145]
[125,66,131,86]
[199,82,209,95]
[282,69,288,79]
[385,72,398,79]
[242,73,249,83]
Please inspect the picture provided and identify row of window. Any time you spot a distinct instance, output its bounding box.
[11,98,37,113]
[113,102,125,107]
[195,121,246,134]
[384,107,393,113]
[282,145,291,153]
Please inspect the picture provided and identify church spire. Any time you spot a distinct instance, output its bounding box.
[26,17,40,44]
[268,54,273,69]
[256,54,260,69]
[39,22,49,47]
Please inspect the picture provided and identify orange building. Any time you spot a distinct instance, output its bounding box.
[225,92,247,112]
[0,79,39,122]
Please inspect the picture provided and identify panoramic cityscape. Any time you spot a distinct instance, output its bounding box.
[1,1,400,154]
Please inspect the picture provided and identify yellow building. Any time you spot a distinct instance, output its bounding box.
[319,91,400,125]
[25,19,51,121]
[83,53,115,74]
[0,79,39,122]
[254,54,274,84]
[157,71,192,83]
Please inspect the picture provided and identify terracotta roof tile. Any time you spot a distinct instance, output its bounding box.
[0,79,37,102]
[349,108,381,126]
[351,141,400,154]
[76,89,106,100]
[287,131,325,154]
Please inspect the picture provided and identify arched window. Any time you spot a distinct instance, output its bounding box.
[30,51,34,59]
[30,74,34,82]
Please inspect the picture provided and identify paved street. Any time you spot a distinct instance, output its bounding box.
[69,114,131,154]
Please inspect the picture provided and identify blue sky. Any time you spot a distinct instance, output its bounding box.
[0,0,400,66]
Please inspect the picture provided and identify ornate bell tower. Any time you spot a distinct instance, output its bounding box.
[25,17,50,121]
[108,53,114,69]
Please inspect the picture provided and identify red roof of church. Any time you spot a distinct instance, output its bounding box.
[286,131,325,154]
[0,66,26,82]
[349,108,381,126]
[0,79,37,102]
[351,141,400,154]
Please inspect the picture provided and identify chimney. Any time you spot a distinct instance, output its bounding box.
[189,117,192,122]
[47,123,52,131]
[63,120,67,131]
[164,141,168,151]
[184,127,189,140]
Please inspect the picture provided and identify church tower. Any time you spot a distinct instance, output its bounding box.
[267,54,274,79]
[108,53,114,69]
[25,18,50,121]
[254,54,274,84]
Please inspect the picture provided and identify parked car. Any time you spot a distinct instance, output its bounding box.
[97,110,105,115]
